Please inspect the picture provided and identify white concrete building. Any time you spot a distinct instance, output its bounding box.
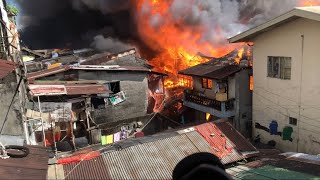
[229,7,320,154]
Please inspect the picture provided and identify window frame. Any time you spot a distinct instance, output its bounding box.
[179,75,193,88]
[289,117,297,126]
[202,78,213,89]
[267,56,291,80]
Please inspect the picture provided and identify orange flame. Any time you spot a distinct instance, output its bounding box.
[134,0,243,88]
[134,0,318,89]
[299,0,320,6]
[235,48,244,64]
[250,75,253,91]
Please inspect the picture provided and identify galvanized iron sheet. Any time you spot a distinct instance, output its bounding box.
[63,155,111,180]
[102,131,211,180]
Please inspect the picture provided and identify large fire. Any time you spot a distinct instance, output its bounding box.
[134,0,243,88]
[134,0,320,89]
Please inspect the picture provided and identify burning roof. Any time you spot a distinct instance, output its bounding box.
[179,63,241,80]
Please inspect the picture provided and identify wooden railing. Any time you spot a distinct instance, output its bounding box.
[184,90,235,112]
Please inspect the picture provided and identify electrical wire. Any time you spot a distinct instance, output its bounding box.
[0,75,23,134]
[253,91,320,124]
[252,92,320,134]
[254,85,320,110]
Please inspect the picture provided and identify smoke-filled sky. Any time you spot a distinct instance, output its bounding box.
[8,0,309,52]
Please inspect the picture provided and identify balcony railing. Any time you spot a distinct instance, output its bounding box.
[184,90,235,112]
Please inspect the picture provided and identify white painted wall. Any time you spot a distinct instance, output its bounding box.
[252,18,320,154]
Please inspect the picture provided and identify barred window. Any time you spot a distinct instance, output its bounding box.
[289,117,297,126]
[179,75,193,88]
[202,78,213,89]
[267,56,291,80]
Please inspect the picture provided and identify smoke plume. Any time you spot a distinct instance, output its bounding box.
[91,35,133,52]
[13,0,309,52]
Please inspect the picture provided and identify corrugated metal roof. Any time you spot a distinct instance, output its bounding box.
[27,65,70,81]
[27,64,166,81]
[63,155,111,180]
[102,131,210,180]
[73,65,151,72]
[29,84,112,96]
[80,48,136,65]
[0,59,16,79]
[179,63,241,80]
[0,145,49,180]
[216,121,257,152]
[65,84,112,95]
[62,122,257,180]
[194,122,250,164]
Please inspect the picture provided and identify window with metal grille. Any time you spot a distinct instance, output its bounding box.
[267,56,291,80]
[202,78,213,89]
[289,117,297,126]
[179,75,193,88]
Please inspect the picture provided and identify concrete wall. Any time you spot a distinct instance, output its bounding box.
[0,73,23,136]
[228,76,236,99]
[252,18,320,154]
[78,71,149,124]
[234,69,252,137]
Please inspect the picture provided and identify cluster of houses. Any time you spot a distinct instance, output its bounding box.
[1,3,320,179]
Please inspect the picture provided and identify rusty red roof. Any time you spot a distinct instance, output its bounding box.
[27,65,70,81]
[29,84,112,96]
[27,64,167,81]
[65,84,112,95]
[195,122,232,159]
[0,145,49,179]
[0,60,16,79]
[216,121,257,152]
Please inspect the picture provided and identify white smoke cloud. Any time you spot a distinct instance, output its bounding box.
[91,35,133,52]
[241,0,299,27]
[142,0,303,45]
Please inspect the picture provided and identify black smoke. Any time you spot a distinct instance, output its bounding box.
[14,0,301,51]
[16,0,138,50]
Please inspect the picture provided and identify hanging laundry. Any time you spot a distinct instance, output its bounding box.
[282,126,293,141]
[101,136,107,145]
[215,83,220,93]
[106,135,113,144]
[113,132,121,143]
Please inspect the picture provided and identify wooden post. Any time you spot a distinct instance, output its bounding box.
[70,121,76,151]
[85,97,91,144]
[38,96,46,147]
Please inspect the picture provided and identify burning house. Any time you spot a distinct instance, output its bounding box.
[24,49,166,150]
[178,56,253,137]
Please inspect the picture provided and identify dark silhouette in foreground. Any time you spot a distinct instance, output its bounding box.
[173,152,233,180]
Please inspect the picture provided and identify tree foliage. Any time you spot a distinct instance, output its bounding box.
[6,5,19,15]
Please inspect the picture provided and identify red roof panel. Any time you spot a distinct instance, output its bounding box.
[0,60,16,79]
